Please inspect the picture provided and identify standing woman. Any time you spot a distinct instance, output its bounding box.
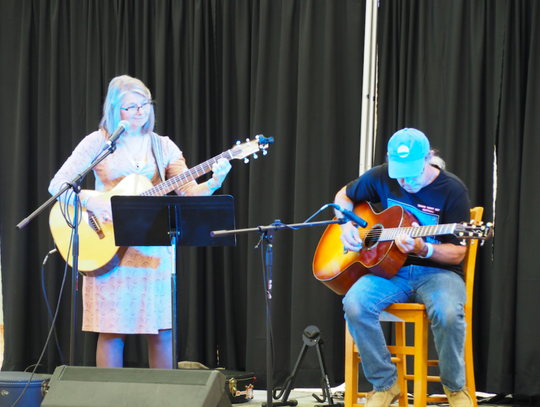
[49,75,231,368]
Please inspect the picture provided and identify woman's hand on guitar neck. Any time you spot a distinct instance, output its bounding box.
[85,195,113,224]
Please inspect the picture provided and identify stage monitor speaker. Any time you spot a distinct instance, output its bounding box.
[41,366,233,407]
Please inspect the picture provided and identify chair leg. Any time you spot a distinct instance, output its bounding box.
[394,321,408,407]
[345,326,359,407]
[464,316,478,407]
[412,312,428,407]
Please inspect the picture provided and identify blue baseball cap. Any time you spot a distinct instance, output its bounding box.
[387,128,430,179]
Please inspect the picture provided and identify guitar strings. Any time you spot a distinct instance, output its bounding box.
[140,152,231,196]
[355,223,483,241]
[359,223,489,241]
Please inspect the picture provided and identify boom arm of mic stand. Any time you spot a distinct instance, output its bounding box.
[210,218,345,238]
[16,143,117,229]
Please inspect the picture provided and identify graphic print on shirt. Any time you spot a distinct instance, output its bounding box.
[387,198,440,244]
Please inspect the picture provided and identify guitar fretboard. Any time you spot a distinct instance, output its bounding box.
[139,150,235,197]
[369,224,459,242]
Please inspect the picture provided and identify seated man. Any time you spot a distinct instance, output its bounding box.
[335,128,472,407]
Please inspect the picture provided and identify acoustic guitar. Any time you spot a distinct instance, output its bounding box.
[49,136,273,274]
[312,201,492,295]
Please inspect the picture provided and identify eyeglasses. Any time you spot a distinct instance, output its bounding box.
[120,102,152,114]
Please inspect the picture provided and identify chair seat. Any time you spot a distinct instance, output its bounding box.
[385,303,426,310]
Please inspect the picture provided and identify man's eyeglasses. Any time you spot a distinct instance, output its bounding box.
[120,102,152,114]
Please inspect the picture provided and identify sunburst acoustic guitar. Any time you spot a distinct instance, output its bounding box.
[312,201,492,295]
[49,136,273,275]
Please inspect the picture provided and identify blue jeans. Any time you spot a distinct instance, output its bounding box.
[343,265,466,392]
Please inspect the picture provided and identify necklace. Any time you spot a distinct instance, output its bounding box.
[123,135,148,171]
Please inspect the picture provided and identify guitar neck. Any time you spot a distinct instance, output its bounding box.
[140,150,233,197]
[376,224,458,242]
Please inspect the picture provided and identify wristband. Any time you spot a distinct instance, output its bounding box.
[420,242,434,259]
[207,179,220,192]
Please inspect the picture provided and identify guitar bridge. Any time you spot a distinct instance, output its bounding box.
[88,211,106,239]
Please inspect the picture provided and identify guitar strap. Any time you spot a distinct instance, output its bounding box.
[150,132,166,182]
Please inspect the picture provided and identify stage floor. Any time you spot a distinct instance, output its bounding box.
[249,387,496,407]
[250,387,347,406]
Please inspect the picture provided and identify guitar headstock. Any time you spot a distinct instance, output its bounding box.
[230,135,274,163]
[455,221,493,243]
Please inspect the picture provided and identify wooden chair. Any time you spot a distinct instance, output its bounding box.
[344,207,484,407]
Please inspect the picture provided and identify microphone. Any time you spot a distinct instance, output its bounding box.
[331,204,368,228]
[103,120,130,150]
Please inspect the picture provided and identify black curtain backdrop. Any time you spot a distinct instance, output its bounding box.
[0,0,365,390]
[376,0,540,398]
[1,0,539,398]
[486,1,540,397]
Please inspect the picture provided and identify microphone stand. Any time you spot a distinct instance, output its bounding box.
[17,142,119,365]
[211,216,352,407]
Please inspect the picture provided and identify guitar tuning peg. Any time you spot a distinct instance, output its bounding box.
[246,138,250,142]
[253,153,258,159]
[244,157,250,164]
[460,239,467,246]
[236,140,241,145]
[480,240,486,246]
[262,149,268,155]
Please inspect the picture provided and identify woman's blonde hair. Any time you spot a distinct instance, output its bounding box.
[100,75,155,135]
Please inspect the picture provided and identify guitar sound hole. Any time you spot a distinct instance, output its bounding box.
[363,225,382,249]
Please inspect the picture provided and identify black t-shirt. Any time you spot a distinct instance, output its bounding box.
[345,163,471,276]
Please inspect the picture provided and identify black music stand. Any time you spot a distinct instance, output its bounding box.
[111,195,236,367]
